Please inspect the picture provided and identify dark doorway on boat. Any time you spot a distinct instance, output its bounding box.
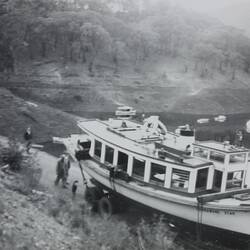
[94,140,102,158]
[105,145,114,164]
[150,163,166,186]
[132,157,145,180]
[213,170,223,191]
[195,168,208,192]
[117,151,128,172]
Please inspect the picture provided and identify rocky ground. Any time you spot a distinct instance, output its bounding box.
[0,167,84,250]
[0,137,85,250]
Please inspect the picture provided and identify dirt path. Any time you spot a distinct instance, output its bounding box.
[0,135,87,197]
[34,149,86,196]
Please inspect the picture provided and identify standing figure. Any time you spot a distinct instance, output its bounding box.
[72,180,78,198]
[185,144,191,155]
[236,130,243,147]
[55,155,67,188]
[64,154,71,185]
[24,126,33,153]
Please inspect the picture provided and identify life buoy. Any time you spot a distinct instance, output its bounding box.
[98,196,113,219]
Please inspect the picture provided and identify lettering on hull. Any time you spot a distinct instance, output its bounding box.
[201,208,235,215]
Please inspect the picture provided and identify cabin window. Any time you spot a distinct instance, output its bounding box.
[171,169,190,191]
[209,151,225,163]
[105,145,114,164]
[214,170,223,190]
[193,147,208,159]
[195,168,209,191]
[226,171,244,190]
[150,163,166,186]
[94,140,102,158]
[132,157,146,180]
[117,151,128,172]
[229,154,246,164]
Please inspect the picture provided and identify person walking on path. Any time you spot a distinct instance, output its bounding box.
[24,126,32,153]
[55,155,67,188]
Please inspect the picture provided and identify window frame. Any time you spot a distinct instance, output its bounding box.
[94,140,102,158]
[171,168,190,191]
[132,157,146,180]
[150,162,166,186]
[105,145,114,165]
[226,170,244,190]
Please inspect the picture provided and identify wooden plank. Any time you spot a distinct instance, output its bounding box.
[155,142,186,157]
[197,188,250,203]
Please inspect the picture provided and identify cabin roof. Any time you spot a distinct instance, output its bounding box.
[78,119,212,169]
[194,141,249,154]
[117,106,134,110]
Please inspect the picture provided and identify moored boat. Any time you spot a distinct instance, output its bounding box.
[115,106,136,119]
[58,114,250,235]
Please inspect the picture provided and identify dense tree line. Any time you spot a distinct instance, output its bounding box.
[0,0,250,78]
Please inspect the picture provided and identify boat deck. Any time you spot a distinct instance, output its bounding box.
[78,119,211,168]
[194,141,249,153]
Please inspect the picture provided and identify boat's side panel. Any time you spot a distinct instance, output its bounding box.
[83,160,250,235]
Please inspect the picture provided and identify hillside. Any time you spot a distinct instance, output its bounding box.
[0,86,80,143]
[3,57,250,115]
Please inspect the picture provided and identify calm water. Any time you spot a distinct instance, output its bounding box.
[44,111,250,250]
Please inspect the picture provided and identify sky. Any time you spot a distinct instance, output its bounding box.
[173,0,246,12]
[172,0,250,36]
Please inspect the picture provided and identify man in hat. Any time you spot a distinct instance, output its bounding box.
[55,155,67,188]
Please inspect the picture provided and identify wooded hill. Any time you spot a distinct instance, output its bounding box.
[1,0,250,115]
[1,0,250,79]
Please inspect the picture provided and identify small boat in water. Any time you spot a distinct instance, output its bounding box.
[57,113,250,236]
[115,106,136,119]
[197,118,209,124]
[214,115,227,123]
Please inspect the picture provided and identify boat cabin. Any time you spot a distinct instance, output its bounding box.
[192,141,249,193]
[78,119,215,197]
[78,117,250,197]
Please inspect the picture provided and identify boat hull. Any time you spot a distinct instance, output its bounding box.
[82,159,250,236]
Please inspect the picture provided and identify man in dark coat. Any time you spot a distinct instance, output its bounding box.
[24,126,32,153]
[54,155,67,188]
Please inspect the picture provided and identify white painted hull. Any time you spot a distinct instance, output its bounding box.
[83,160,250,236]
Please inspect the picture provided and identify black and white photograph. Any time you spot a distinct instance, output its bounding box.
[0,0,250,249]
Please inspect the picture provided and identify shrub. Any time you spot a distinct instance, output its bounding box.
[79,215,182,250]
[0,139,42,192]
[135,217,182,250]
[1,139,25,171]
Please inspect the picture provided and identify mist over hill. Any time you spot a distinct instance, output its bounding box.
[211,1,250,37]
[0,0,250,114]
[167,0,250,37]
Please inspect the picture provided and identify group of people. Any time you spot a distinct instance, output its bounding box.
[23,126,79,196]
